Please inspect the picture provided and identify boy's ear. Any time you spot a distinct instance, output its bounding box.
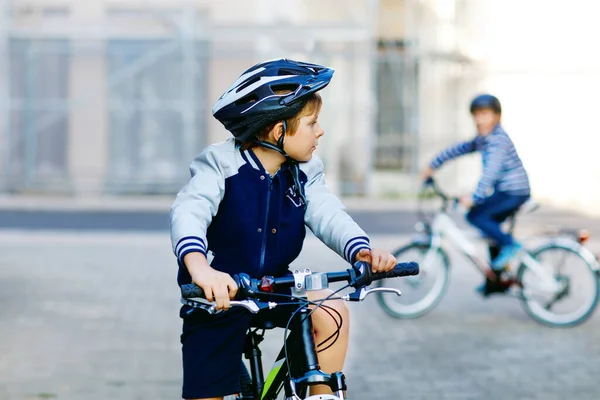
[271,121,285,142]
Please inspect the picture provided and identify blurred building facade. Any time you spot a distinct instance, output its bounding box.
[0,0,483,199]
[3,0,599,212]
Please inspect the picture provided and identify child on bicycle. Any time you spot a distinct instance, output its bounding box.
[420,94,531,290]
[170,58,397,400]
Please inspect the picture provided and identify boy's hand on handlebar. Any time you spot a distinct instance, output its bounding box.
[419,166,434,183]
[355,248,397,273]
[458,195,474,209]
[191,267,238,310]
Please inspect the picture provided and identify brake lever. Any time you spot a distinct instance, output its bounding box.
[206,300,275,315]
[342,287,402,302]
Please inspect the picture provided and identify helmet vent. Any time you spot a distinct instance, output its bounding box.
[271,84,299,94]
[236,76,261,93]
[235,93,259,106]
[278,68,308,76]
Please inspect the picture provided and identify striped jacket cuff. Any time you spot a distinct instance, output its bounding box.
[176,236,207,263]
[472,193,486,205]
[429,159,442,169]
[344,236,371,263]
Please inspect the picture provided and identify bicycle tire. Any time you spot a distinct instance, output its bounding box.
[376,242,450,318]
[518,241,600,327]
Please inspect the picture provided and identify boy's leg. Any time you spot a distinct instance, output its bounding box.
[466,192,529,269]
[467,193,516,248]
[307,289,350,395]
[181,308,252,400]
[483,227,510,296]
[488,213,515,263]
[488,243,501,263]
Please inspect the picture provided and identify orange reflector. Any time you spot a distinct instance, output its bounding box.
[578,229,590,243]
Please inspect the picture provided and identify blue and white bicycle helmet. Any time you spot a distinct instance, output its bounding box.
[212,58,334,144]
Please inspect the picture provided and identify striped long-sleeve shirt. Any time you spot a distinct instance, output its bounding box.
[429,124,530,204]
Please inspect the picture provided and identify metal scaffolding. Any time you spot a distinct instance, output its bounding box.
[0,0,10,192]
[0,0,479,197]
[0,0,385,196]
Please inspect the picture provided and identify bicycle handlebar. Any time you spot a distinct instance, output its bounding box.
[181,261,419,304]
[422,177,459,208]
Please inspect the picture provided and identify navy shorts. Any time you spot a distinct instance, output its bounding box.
[180,302,299,399]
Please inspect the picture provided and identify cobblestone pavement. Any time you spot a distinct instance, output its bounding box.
[0,231,599,400]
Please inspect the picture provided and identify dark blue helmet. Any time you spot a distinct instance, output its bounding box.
[469,94,501,114]
[212,58,334,142]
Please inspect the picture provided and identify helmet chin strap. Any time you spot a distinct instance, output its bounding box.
[253,120,288,157]
[253,120,307,206]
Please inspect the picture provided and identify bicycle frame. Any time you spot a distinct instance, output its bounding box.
[417,180,564,294]
[238,269,351,400]
[425,211,491,276]
[422,210,563,292]
[242,305,346,400]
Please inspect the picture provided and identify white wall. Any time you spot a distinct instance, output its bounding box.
[475,0,600,213]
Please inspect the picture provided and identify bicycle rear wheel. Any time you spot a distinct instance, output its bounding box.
[518,240,600,327]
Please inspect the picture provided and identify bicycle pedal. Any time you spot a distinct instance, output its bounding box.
[484,285,510,297]
[478,276,513,297]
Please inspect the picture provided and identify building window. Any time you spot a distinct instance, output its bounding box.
[7,38,70,192]
[375,39,418,172]
[106,39,209,194]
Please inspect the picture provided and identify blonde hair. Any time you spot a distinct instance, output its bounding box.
[240,92,322,150]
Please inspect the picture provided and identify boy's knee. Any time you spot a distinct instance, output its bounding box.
[328,299,349,324]
[319,299,349,337]
[308,293,350,337]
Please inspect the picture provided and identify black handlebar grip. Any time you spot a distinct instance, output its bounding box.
[181,283,205,299]
[370,261,420,282]
[181,274,245,300]
[352,261,420,288]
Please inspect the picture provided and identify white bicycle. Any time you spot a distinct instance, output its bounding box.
[376,178,600,327]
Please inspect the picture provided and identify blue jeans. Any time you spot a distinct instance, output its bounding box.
[466,191,530,247]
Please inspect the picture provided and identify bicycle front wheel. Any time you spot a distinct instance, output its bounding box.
[376,242,450,318]
[518,240,600,327]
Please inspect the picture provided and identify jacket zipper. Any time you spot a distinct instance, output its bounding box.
[259,175,273,272]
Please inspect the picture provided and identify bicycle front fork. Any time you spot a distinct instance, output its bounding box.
[285,307,347,399]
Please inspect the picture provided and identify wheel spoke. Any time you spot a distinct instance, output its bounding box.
[519,242,599,327]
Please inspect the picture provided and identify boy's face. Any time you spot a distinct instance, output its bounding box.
[472,108,501,135]
[283,112,324,162]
